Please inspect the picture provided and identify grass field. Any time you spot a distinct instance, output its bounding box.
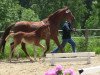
[0,36,100,59]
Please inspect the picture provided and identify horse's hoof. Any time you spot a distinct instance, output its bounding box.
[42,58,45,63]
[34,60,37,62]
[61,50,65,53]
[8,59,12,63]
[30,59,34,63]
[42,54,46,57]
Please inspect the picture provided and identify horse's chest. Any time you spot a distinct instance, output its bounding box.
[41,28,50,39]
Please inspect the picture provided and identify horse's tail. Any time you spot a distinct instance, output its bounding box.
[0,23,14,54]
[5,33,14,42]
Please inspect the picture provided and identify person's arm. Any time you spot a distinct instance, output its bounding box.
[72,28,76,32]
[63,22,71,31]
[68,23,76,32]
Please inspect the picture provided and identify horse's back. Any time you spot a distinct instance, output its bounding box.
[12,21,44,32]
[14,31,37,44]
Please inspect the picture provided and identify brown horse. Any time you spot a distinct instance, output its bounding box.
[5,25,50,62]
[0,6,75,56]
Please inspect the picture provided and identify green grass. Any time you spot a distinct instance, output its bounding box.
[0,37,100,59]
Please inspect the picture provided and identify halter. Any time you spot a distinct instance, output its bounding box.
[41,21,45,26]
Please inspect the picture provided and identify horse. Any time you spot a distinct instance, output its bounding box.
[0,6,75,56]
[5,25,50,62]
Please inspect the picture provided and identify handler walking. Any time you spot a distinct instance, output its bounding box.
[51,20,76,53]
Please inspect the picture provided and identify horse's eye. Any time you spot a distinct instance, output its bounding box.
[66,9,70,13]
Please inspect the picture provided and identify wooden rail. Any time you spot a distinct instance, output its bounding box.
[0,29,100,33]
[79,66,100,75]
[58,29,100,32]
[45,52,95,66]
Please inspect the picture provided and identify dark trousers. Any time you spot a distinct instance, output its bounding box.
[51,38,76,53]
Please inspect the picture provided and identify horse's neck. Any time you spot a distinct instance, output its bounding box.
[49,14,64,27]
[35,26,49,38]
[42,18,49,25]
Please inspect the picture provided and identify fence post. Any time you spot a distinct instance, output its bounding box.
[84,28,89,51]
[51,53,55,66]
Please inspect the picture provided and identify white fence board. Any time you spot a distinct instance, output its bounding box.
[46,52,95,58]
[46,57,88,62]
[79,66,100,75]
[45,52,95,65]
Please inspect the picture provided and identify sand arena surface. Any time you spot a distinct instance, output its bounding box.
[0,55,100,75]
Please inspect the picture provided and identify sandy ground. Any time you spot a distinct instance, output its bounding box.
[0,55,100,75]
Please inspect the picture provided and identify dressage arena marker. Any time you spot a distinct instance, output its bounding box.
[45,52,95,66]
[78,66,100,75]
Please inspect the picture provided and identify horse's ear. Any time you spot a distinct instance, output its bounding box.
[63,6,68,9]
[62,6,70,13]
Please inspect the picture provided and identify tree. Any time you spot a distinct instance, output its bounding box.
[97,0,100,26]
[18,0,33,8]
[0,0,39,31]
[0,0,99,31]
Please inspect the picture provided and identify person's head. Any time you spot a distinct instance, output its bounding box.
[65,20,68,23]
[65,20,70,24]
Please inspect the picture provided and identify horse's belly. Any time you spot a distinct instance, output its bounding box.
[22,38,33,44]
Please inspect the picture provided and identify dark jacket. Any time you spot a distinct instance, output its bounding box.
[62,21,72,39]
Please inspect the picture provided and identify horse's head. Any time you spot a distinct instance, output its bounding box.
[62,7,75,23]
[48,6,75,25]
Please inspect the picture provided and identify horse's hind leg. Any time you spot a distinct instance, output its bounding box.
[21,42,33,62]
[9,42,17,62]
[43,38,50,57]
[0,39,6,55]
[10,42,20,60]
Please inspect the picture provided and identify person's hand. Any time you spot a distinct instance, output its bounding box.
[72,28,76,32]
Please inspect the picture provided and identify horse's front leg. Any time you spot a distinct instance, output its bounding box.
[52,36,65,53]
[10,42,14,57]
[36,43,46,62]
[43,37,50,57]
[37,43,46,56]
[21,42,33,62]
[9,42,14,62]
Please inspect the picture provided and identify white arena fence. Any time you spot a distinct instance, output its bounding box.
[78,66,100,75]
[0,29,100,38]
[58,29,100,38]
[45,52,95,66]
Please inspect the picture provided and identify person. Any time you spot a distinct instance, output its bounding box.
[51,20,76,53]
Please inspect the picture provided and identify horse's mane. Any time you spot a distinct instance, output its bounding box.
[48,7,68,19]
